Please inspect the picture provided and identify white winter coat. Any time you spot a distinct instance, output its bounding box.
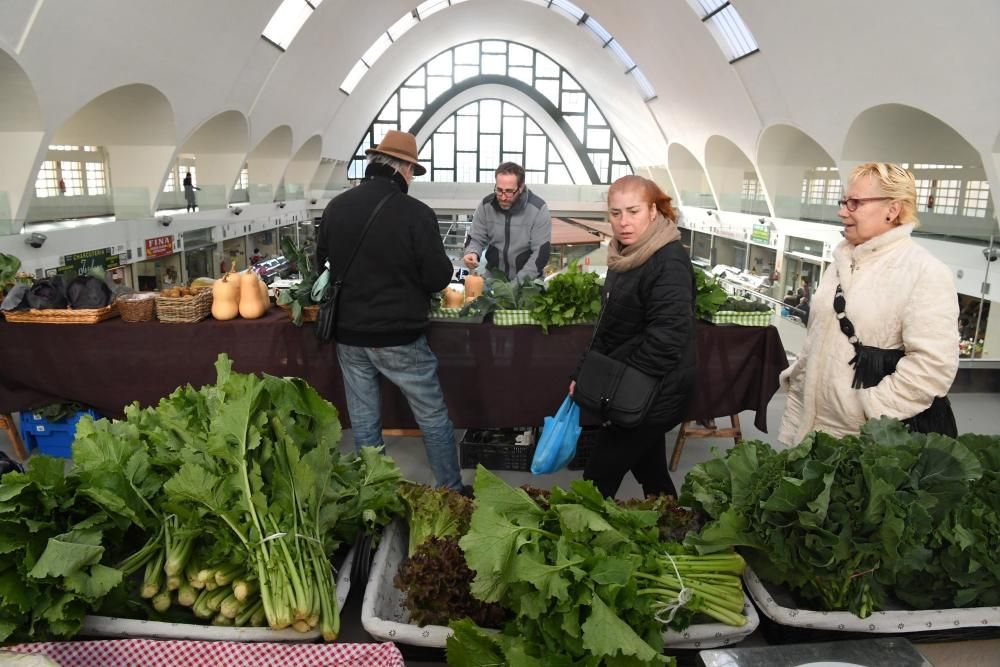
[778,224,959,446]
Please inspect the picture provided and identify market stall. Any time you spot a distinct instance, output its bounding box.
[0,311,786,437]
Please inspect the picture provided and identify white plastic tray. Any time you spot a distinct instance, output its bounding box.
[744,565,1000,634]
[362,519,758,650]
[80,544,355,642]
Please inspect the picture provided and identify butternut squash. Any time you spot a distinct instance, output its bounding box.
[211,271,241,320]
[464,274,485,299]
[443,284,465,308]
[238,270,269,319]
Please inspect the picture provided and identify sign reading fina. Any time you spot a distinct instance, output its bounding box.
[145,235,174,258]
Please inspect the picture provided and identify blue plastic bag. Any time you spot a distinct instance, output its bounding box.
[531,395,582,475]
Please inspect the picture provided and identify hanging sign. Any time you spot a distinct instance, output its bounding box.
[63,247,120,275]
[145,235,174,258]
[751,224,771,244]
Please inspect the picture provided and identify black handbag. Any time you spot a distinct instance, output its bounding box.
[834,284,957,437]
[573,282,661,428]
[315,192,396,343]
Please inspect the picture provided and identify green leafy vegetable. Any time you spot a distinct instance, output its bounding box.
[448,467,748,666]
[0,253,21,294]
[529,261,602,333]
[681,418,993,617]
[398,482,473,557]
[693,267,727,321]
[0,457,128,643]
[65,353,403,639]
[277,236,320,326]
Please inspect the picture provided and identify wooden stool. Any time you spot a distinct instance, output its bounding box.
[381,428,422,437]
[0,413,28,461]
[670,414,742,472]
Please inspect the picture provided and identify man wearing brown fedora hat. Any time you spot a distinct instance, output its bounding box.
[315,130,464,491]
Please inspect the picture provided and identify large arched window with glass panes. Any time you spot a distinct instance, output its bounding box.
[348,40,632,184]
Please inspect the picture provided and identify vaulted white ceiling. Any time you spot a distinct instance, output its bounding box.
[0,0,997,226]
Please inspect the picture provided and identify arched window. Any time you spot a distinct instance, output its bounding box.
[349,40,632,185]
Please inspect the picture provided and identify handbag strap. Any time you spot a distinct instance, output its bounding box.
[586,272,616,351]
[833,283,863,352]
[332,191,396,289]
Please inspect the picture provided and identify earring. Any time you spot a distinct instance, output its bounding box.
[885,216,890,222]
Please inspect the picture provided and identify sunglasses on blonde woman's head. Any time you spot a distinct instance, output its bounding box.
[837,196,892,212]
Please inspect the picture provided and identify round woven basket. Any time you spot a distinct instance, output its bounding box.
[117,293,157,322]
[278,302,319,322]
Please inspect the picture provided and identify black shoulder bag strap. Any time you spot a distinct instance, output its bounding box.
[833,283,904,389]
[315,191,396,341]
[334,191,396,290]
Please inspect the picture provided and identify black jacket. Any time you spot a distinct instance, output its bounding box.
[587,240,697,426]
[315,170,453,347]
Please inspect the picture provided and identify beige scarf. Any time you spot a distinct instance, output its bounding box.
[607,212,681,272]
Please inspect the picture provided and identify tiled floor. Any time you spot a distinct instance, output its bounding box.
[3,390,999,665]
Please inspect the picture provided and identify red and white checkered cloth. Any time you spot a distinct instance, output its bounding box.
[8,639,405,667]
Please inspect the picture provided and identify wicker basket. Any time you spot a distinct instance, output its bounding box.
[155,288,212,323]
[116,293,158,323]
[278,302,319,323]
[2,303,119,324]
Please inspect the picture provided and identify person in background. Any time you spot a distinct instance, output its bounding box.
[183,171,199,213]
[462,162,551,282]
[162,267,178,289]
[569,175,696,499]
[797,276,812,304]
[779,162,959,446]
[315,130,464,492]
[783,290,799,309]
[251,248,262,265]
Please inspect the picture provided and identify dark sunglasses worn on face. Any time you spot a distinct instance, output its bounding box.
[837,196,892,212]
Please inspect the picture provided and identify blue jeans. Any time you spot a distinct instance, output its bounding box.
[337,336,462,490]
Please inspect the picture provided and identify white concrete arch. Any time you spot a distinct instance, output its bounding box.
[246,125,293,204]
[161,110,250,211]
[668,143,716,209]
[757,124,837,221]
[412,85,592,185]
[843,104,990,238]
[282,135,323,200]
[0,47,44,231]
[36,83,176,220]
[842,104,981,168]
[704,135,767,215]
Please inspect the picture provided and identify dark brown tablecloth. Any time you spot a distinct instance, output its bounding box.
[0,310,786,431]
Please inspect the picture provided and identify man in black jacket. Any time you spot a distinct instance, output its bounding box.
[315,130,462,490]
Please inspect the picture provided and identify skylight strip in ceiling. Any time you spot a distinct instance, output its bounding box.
[707,4,758,62]
[262,0,314,50]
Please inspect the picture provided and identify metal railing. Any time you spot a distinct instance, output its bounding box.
[716,275,809,327]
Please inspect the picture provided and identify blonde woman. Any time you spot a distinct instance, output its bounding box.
[779,162,959,445]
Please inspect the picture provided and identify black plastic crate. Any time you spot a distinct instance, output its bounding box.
[460,427,536,471]
[567,426,601,470]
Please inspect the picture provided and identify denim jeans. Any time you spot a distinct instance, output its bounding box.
[337,336,462,490]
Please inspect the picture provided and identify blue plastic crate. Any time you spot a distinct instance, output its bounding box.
[19,409,99,459]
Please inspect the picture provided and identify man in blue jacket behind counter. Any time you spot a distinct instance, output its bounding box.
[462,162,552,281]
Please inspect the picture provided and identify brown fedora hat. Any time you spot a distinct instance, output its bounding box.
[365,130,427,176]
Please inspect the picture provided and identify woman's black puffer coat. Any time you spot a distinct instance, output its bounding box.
[588,240,697,427]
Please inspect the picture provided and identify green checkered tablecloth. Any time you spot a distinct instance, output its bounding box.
[709,310,772,327]
[493,309,539,326]
[430,307,485,324]
[430,307,464,319]
[493,310,595,327]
